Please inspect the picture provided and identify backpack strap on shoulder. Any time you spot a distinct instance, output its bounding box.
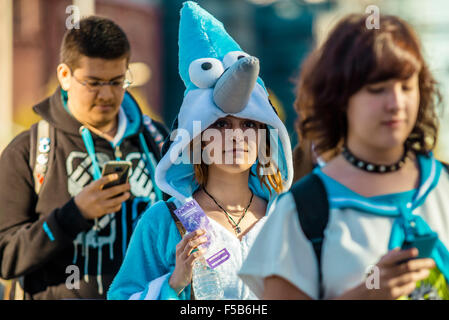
[29,119,55,195]
[11,120,53,300]
[166,201,187,238]
[142,115,166,154]
[290,173,329,299]
[442,162,449,173]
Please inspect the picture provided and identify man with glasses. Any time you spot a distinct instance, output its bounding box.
[0,16,168,299]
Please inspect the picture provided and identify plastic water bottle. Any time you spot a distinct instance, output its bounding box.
[192,258,224,300]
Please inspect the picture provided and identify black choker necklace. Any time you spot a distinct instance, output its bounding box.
[341,145,409,173]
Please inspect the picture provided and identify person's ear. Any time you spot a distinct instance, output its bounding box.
[57,63,72,91]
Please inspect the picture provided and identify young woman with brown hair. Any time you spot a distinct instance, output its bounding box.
[240,14,449,300]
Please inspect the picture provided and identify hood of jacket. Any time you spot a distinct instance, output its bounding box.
[155,1,294,203]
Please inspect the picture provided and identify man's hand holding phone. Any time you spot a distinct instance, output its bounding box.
[74,162,131,220]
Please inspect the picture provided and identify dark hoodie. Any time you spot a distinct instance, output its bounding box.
[0,88,168,299]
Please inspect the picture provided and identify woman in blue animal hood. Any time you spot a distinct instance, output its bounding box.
[107,1,293,300]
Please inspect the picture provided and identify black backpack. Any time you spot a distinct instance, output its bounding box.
[291,162,449,299]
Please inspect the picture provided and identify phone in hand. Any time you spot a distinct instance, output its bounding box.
[101,161,132,190]
[401,232,438,260]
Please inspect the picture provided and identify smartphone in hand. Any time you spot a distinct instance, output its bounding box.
[401,232,438,260]
[101,161,132,190]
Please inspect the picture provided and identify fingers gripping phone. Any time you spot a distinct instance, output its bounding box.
[101,161,132,189]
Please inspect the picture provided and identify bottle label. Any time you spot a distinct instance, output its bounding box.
[206,248,231,269]
[174,199,230,269]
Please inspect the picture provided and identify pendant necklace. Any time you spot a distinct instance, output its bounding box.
[203,187,254,234]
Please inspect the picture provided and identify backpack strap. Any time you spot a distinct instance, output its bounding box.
[166,201,186,237]
[142,115,167,155]
[29,119,55,195]
[164,201,195,300]
[290,173,329,299]
[443,162,449,173]
[10,119,55,300]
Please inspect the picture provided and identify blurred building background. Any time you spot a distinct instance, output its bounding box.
[1,0,448,161]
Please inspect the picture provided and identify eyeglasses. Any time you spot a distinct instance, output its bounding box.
[71,69,133,92]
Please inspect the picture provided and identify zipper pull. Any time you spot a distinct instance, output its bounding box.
[114,145,122,159]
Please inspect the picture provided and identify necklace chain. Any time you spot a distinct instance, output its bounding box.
[203,187,254,234]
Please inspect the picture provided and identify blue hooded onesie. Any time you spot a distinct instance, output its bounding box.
[107,1,294,300]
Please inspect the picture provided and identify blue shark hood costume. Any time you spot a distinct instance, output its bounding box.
[155,1,293,202]
[107,1,293,300]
